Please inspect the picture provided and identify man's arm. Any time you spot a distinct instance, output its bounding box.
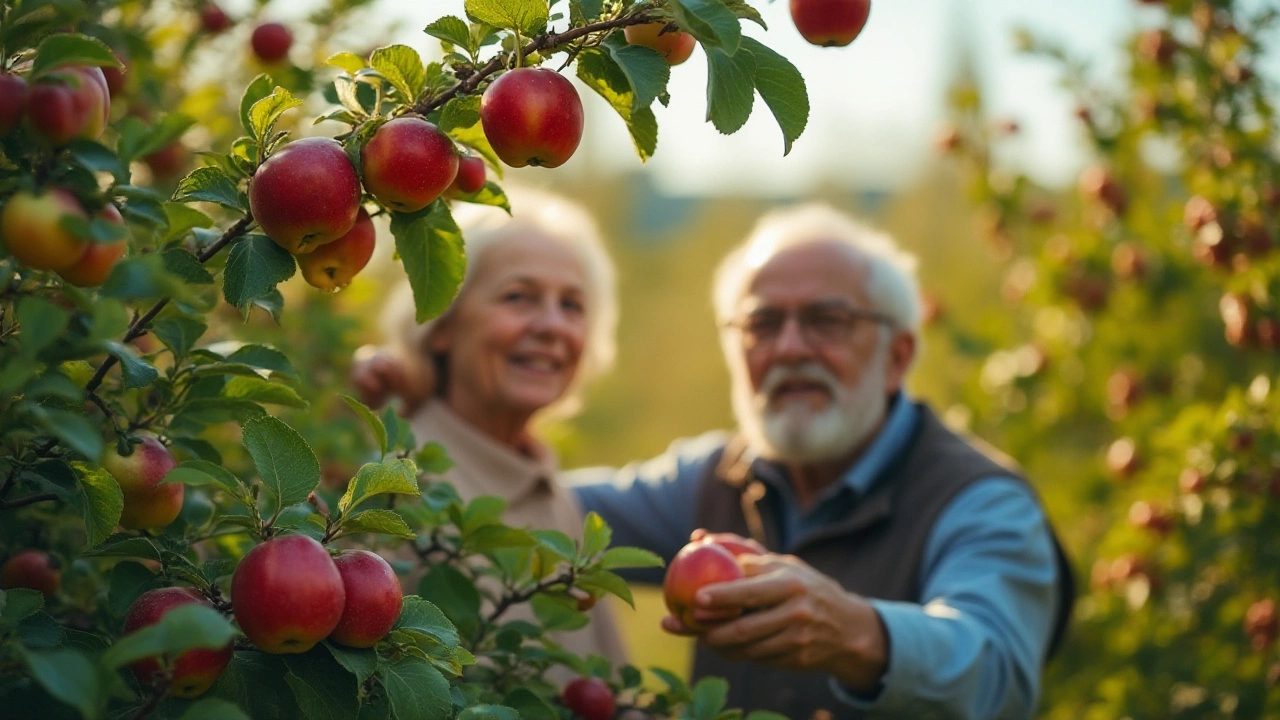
[833,476,1059,719]
[564,432,729,581]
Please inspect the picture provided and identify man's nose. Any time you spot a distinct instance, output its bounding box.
[771,314,815,360]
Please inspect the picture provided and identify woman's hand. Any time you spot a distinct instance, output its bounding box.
[350,346,427,416]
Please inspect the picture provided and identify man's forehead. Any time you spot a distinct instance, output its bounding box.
[742,240,870,304]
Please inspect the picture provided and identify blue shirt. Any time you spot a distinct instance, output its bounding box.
[566,395,1060,719]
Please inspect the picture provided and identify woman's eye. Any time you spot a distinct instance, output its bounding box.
[502,291,532,303]
[562,297,585,314]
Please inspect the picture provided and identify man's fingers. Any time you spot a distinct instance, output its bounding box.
[660,614,700,637]
[699,601,795,647]
[696,568,800,610]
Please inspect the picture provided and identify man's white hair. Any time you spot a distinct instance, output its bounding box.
[380,186,618,419]
[712,203,922,335]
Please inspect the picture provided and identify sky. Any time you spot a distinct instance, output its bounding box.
[340,0,1276,196]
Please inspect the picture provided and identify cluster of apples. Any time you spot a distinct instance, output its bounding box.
[120,538,403,698]
[0,65,131,285]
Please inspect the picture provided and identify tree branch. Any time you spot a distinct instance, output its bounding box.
[0,492,57,510]
[469,567,578,651]
[413,13,658,116]
[85,213,254,394]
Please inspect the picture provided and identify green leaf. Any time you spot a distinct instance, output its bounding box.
[223,375,308,408]
[448,180,511,212]
[416,565,481,634]
[605,39,670,112]
[439,96,503,173]
[576,568,633,608]
[101,253,195,302]
[531,529,576,560]
[414,442,454,474]
[152,317,209,358]
[650,666,688,695]
[249,86,303,144]
[161,247,216,284]
[326,52,366,74]
[395,596,461,647]
[740,38,807,155]
[107,561,161,617]
[382,405,401,453]
[425,16,476,54]
[19,610,64,648]
[576,47,663,160]
[705,46,756,135]
[338,459,420,515]
[226,344,298,378]
[458,706,520,720]
[17,296,71,357]
[689,677,729,720]
[575,0,605,21]
[282,649,360,720]
[223,235,297,311]
[464,525,536,553]
[163,460,247,495]
[241,415,321,509]
[83,535,161,561]
[390,203,467,322]
[339,509,417,539]
[502,688,558,720]
[342,394,388,457]
[325,642,378,684]
[744,712,790,720]
[529,593,588,632]
[240,75,276,137]
[73,462,124,546]
[370,45,427,103]
[380,656,452,720]
[173,166,246,210]
[668,0,740,54]
[210,652,299,720]
[103,603,234,670]
[1,588,44,625]
[599,546,664,570]
[32,406,103,460]
[181,698,252,720]
[19,647,103,720]
[580,511,611,559]
[464,0,548,36]
[31,33,120,76]
[105,341,159,389]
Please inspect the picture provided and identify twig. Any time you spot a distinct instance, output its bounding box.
[470,567,578,651]
[0,492,57,510]
[85,214,254,394]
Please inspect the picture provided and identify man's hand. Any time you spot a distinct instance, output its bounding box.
[662,552,889,692]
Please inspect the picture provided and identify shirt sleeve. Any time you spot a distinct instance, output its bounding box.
[563,432,729,583]
[830,476,1059,720]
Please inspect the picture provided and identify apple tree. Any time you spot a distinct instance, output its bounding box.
[933,0,1280,716]
[0,0,826,717]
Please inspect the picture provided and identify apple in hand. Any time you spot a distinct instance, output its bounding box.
[251,22,293,63]
[123,587,233,698]
[328,550,402,648]
[1,188,90,271]
[58,203,127,287]
[447,153,487,196]
[662,540,746,631]
[361,116,459,212]
[789,0,871,47]
[248,137,361,255]
[231,534,345,654]
[694,530,765,559]
[298,206,375,292]
[0,73,29,136]
[624,22,697,65]
[560,677,615,720]
[480,67,584,168]
[0,550,61,600]
[104,434,182,530]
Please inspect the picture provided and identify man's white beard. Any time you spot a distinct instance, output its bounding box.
[732,343,890,464]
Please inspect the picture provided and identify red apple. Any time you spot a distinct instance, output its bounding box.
[104,434,182,530]
[199,4,233,33]
[480,68,584,168]
[101,53,127,98]
[251,22,293,64]
[123,587,233,698]
[361,116,459,213]
[789,0,871,47]
[231,534,345,654]
[0,73,29,136]
[662,541,745,631]
[58,203,127,287]
[1,188,90,271]
[0,550,61,601]
[248,137,361,255]
[560,677,615,720]
[25,75,86,145]
[297,207,375,292]
[623,22,697,65]
[328,550,402,648]
[696,532,765,559]
[143,142,189,181]
[448,153,487,196]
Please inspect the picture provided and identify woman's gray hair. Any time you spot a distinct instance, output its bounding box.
[380,187,618,418]
[712,203,922,336]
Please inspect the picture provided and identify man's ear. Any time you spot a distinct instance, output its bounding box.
[885,331,916,394]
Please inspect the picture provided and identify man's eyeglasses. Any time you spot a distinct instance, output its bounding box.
[720,301,896,349]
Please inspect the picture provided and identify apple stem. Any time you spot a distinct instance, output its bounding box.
[85,213,254,395]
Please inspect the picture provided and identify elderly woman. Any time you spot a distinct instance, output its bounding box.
[352,188,626,669]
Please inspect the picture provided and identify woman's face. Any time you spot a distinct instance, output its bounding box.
[432,232,589,424]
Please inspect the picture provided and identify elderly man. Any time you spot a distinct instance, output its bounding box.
[567,204,1073,719]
